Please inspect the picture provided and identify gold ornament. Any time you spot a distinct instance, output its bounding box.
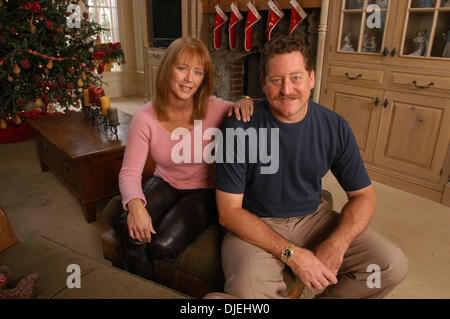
[13,63,20,74]
[81,71,87,80]
[0,119,7,130]
[46,60,53,69]
[35,98,43,107]
[14,114,22,125]
[77,79,84,87]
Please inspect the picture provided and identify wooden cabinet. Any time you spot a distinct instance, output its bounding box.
[320,0,450,205]
[144,48,165,101]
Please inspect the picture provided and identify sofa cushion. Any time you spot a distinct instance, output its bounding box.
[0,236,189,299]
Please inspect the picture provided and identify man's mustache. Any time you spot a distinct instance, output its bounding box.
[273,95,302,100]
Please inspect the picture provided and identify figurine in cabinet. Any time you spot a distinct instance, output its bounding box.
[341,33,355,51]
[362,34,377,52]
[347,0,364,9]
[416,0,433,7]
[408,30,427,56]
[443,30,450,58]
[375,0,388,9]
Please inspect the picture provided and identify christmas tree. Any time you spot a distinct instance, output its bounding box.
[0,0,125,127]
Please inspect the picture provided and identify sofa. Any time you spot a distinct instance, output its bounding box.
[101,190,335,298]
[0,207,189,299]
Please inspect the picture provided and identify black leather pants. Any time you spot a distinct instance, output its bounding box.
[116,175,217,280]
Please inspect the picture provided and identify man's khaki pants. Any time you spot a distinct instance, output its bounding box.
[221,202,408,298]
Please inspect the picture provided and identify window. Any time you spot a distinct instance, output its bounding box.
[87,0,122,71]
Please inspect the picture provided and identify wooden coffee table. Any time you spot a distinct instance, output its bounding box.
[27,110,154,223]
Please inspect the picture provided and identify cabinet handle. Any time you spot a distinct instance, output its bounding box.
[152,54,160,58]
[64,161,70,171]
[390,48,397,57]
[374,97,381,106]
[345,72,362,80]
[383,47,389,56]
[412,80,434,89]
[383,99,390,108]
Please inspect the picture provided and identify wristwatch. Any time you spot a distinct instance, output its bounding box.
[280,243,295,263]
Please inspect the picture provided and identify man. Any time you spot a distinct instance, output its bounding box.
[215,35,408,298]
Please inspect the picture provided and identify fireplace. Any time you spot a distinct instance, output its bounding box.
[208,8,320,102]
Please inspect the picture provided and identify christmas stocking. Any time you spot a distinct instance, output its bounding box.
[266,0,284,41]
[214,2,228,50]
[229,1,243,50]
[290,0,308,34]
[244,1,262,52]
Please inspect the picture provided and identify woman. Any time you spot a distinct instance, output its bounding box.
[116,37,253,280]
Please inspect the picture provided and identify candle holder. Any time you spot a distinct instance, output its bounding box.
[81,100,119,136]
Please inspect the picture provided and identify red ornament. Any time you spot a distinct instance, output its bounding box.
[20,60,30,69]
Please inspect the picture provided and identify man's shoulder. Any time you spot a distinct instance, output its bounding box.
[222,99,268,130]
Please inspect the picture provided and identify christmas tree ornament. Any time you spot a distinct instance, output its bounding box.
[229,1,243,50]
[289,0,307,34]
[20,60,30,69]
[244,1,262,52]
[46,60,53,69]
[213,1,228,50]
[69,66,75,74]
[35,98,43,108]
[14,114,22,125]
[13,63,21,74]
[8,75,13,82]
[77,79,84,87]
[82,71,87,80]
[266,0,284,41]
[0,119,7,130]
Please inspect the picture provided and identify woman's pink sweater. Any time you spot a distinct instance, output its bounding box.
[119,96,233,210]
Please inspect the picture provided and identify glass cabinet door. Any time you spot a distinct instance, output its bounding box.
[401,0,450,59]
[338,0,391,55]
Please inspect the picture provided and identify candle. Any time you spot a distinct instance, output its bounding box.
[100,96,110,115]
[108,107,119,126]
[83,89,91,106]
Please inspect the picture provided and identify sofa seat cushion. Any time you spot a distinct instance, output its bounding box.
[0,236,189,299]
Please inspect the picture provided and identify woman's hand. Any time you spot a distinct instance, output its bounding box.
[228,96,254,122]
[126,198,156,243]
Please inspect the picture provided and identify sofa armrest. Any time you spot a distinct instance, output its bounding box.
[0,206,19,252]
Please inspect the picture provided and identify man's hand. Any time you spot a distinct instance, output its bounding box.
[126,198,156,243]
[313,240,346,276]
[287,246,338,291]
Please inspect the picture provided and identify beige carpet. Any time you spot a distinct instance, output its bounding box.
[1,95,449,299]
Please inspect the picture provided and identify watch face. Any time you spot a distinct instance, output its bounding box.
[283,249,291,259]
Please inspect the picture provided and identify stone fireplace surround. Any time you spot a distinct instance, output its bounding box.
[207,8,321,102]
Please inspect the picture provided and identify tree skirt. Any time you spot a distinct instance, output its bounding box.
[0,110,61,144]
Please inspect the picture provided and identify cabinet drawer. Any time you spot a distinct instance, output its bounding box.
[389,72,450,97]
[328,66,385,88]
[90,152,124,197]
[38,135,77,188]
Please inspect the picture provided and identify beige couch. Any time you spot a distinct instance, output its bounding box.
[0,207,189,299]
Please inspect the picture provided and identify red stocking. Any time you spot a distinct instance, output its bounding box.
[244,1,262,52]
[229,1,243,50]
[266,0,284,41]
[214,2,228,50]
[289,0,308,34]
